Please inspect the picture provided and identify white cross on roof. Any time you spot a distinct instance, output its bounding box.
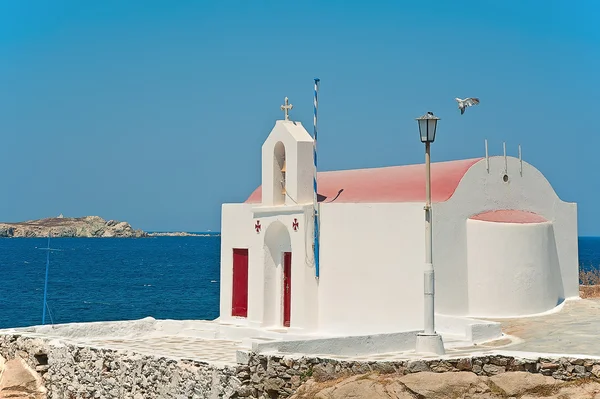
[280,97,293,121]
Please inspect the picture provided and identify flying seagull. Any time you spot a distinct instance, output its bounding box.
[455,97,480,115]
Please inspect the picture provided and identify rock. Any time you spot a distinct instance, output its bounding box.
[0,216,148,238]
[293,374,414,399]
[399,371,489,398]
[540,362,560,370]
[0,226,14,237]
[237,385,255,397]
[407,360,429,373]
[351,363,370,375]
[282,356,294,368]
[263,377,285,392]
[549,382,600,399]
[371,362,396,374]
[147,231,211,237]
[292,370,600,399]
[430,360,454,372]
[0,357,46,398]
[312,363,336,382]
[490,356,509,366]
[483,364,506,375]
[490,371,559,396]
[457,358,473,371]
[35,365,49,373]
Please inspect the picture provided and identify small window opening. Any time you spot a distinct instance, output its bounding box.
[273,142,286,205]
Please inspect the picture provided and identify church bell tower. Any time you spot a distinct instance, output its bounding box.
[260,97,314,207]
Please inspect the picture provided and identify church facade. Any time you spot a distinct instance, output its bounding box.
[218,118,578,337]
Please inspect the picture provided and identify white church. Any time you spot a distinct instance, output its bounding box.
[218,102,579,342]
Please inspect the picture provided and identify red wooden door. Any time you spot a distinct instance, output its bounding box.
[232,249,248,317]
[283,252,292,327]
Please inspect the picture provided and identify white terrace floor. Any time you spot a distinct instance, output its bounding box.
[2,298,599,365]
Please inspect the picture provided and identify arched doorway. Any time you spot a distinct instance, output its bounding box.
[263,221,292,327]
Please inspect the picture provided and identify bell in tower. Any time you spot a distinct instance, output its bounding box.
[280,159,287,195]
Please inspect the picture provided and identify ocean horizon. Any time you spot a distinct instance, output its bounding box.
[0,235,598,330]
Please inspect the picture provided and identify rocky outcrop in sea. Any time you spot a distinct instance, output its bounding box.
[0,216,148,238]
[147,232,218,237]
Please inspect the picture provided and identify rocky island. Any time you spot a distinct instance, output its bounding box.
[0,216,148,238]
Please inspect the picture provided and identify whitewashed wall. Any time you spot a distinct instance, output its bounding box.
[317,202,425,335]
[221,153,578,335]
[261,121,314,207]
[219,203,255,326]
[466,219,563,317]
[219,203,318,332]
[433,156,578,317]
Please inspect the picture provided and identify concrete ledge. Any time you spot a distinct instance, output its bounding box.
[252,204,311,216]
[0,317,160,339]
[436,314,502,344]
[251,330,420,357]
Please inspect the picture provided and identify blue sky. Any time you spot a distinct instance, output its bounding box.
[1,1,598,233]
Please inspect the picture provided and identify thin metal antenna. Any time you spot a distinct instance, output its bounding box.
[518,144,522,176]
[485,139,489,173]
[40,233,60,325]
[503,142,507,174]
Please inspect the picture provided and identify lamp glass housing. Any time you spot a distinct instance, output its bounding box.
[416,113,440,143]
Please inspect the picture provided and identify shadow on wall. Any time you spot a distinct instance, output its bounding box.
[263,221,291,327]
[548,224,565,306]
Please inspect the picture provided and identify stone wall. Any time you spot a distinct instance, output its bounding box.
[0,334,241,398]
[2,333,600,398]
[237,352,600,398]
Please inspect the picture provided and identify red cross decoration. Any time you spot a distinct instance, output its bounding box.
[255,220,261,233]
[292,218,299,231]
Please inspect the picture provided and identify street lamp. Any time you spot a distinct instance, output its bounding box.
[415,111,445,355]
[417,111,439,143]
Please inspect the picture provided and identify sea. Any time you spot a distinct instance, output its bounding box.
[0,236,220,329]
[0,235,599,330]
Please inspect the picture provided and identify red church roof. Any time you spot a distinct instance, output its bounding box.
[245,158,483,204]
[470,210,548,224]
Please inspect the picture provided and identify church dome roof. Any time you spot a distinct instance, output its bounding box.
[469,210,548,224]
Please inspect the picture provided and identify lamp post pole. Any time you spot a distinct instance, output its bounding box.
[424,141,434,335]
[415,111,445,355]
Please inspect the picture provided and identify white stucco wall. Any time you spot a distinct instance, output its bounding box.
[317,202,425,335]
[466,219,564,317]
[433,156,578,316]
[261,121,314,207]
[219,203,319,332]
[219,203,255,325]
[221,144,577,336]
[219,120,320,331]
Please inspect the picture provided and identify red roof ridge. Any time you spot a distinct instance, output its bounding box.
[246,157,483,204]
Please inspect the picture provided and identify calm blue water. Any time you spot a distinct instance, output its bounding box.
[0,236,220,329]
[0,236,599,329]
[578,237,600,271]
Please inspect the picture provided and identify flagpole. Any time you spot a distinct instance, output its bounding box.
[313,78,320,278]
